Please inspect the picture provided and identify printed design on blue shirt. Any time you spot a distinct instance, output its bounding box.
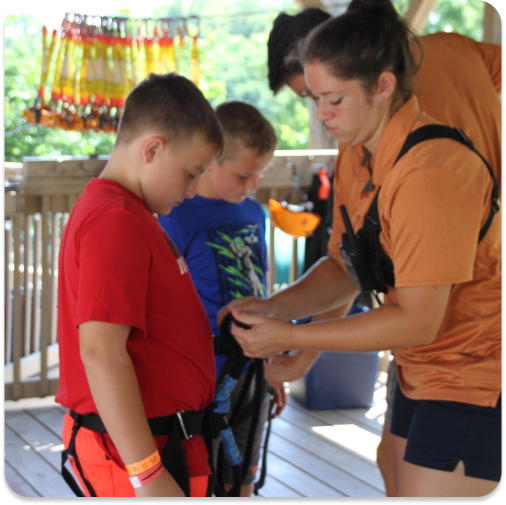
[161,229,189,275]
[205,222,266,304]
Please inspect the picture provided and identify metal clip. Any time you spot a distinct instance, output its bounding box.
[176,410,193,440]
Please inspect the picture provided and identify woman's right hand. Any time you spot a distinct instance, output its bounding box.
[134,468,185,497]
[217,296,273,328]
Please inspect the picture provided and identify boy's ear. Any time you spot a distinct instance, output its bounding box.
[143,136,165,164]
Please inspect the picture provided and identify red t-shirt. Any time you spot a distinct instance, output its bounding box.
[56,178,216,476]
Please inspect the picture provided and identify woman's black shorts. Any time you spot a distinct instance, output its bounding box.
[390,383,501,482]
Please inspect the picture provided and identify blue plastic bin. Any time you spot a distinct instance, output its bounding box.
[290,304,380,410]
[290,351,380,409]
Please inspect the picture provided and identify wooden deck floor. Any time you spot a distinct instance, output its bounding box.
[4,377,387,498]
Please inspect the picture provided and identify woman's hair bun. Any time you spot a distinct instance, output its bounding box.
[348,0,399,18]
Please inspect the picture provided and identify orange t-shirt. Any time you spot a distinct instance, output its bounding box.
[328,96,501,407]
[415,32,501,190]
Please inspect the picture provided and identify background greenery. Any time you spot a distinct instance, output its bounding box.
[5,0,486,162]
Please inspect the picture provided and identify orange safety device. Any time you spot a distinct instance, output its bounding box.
[23,13,202,133]
[269,160,321,238]
[317,167,331,200]
[144,36,156,76]
[126,34,136,90]
[190,35,200,87]
[167,36,177,72]
[51,30,67,102]
[269,199,321,239]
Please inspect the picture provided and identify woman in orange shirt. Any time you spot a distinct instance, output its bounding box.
[221,0,501,497]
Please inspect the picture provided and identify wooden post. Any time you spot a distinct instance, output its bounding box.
[31,214,42,353]
[294,0,325,10]
[404,0,438,34]
[4,220,13,365]
[268,188,277,295]
[50,209,59,345]
[12,215,24,400]
[23,214,33,356]
[39,196,51,397]
[483,1,501,45]
[289,238,299,284]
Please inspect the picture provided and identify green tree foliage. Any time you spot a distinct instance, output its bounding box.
[5,0,487,162]
[394,0,484,39]
[5,0,307,161]
[5,15,117,161]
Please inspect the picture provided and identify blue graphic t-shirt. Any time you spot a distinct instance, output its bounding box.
[159,195,268,376]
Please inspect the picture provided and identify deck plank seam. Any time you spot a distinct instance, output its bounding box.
[257,473,304,497]
[270,423,385,494]
[287,401,383,437]
[25,407,65,439]
[5,460,42,497]
[266,449,351,497]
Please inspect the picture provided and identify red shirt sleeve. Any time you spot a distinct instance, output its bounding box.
[76,209,151,334]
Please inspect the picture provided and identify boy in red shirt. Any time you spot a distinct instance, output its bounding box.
[56,73,224,497]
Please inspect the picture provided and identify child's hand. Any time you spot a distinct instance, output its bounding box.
[134,468,185,497]
[217,296,271,328]
[230,308,293,358]
[271,387,287,419]
[264,351,321,390]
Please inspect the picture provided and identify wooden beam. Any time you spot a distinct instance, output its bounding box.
[295,0,325,10]
[483,1,501,44]
[404,0,438,34]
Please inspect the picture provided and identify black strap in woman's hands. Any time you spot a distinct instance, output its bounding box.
[218,312,252,381]
[220,311,252,332]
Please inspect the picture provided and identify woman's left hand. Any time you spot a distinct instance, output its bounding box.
[230,308,294,358]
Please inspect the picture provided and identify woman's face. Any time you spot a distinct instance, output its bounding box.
[305,61,391,150]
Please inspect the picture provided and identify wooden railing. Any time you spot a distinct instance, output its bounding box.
[4,151,337,401]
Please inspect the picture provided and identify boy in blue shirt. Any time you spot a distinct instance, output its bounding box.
[159,100,283,496]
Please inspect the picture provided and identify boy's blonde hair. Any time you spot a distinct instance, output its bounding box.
[215,101,277,162]
[116,73,224,156]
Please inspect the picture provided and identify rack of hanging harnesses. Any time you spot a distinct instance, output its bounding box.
[23,12,201,133]
[203,313,271,497]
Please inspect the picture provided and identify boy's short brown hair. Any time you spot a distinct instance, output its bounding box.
[215,101,277,162]
[116,73,224,155]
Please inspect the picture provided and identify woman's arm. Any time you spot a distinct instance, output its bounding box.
[217,250,358,325]
[231,283,452,357]
[263,301,353,389]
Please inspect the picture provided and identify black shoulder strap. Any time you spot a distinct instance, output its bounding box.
[394,125,499,243]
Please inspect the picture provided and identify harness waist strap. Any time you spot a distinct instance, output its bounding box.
[69,409,205,438]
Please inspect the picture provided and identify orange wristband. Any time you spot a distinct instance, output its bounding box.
[129,461,164,488]
[125,450,161,476]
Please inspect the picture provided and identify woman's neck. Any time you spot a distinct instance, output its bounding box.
[364,97,406,169]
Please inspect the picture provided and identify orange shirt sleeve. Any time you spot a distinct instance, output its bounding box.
[385,165,484,287]
[462,35,501,94]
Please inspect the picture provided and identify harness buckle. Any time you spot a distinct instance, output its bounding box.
[176,410,193,440]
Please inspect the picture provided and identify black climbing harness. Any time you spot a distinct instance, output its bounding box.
[61,313,270,498]
[207,312,272,497]
[339,125,500,299]
[61,407,211,497]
